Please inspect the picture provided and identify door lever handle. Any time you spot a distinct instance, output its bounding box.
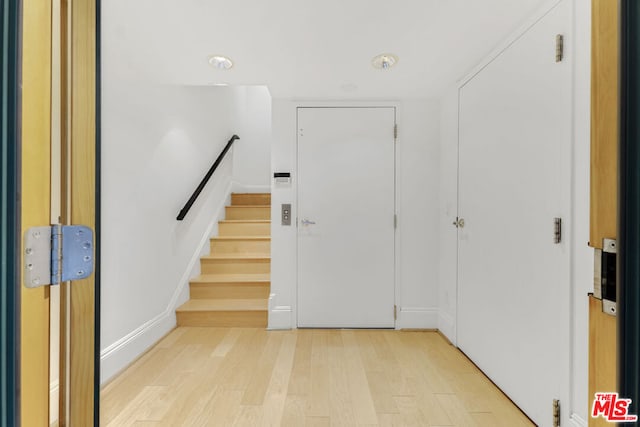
[301,219,316,226]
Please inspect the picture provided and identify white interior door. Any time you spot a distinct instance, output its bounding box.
[457,2,571,424]
[297,107,395,328]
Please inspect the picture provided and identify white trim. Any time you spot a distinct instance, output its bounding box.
[100,314,176,384]
[268,298,293,330]
[49,379,59,426]
[438,310,456,345]
[100,178,233,384]
[457,0,564,87]
[397,307,438,329]
[393,106,401,330]
[569,413,587,427]
[231,181,271,194]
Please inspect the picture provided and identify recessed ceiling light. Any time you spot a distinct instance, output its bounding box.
[371,53,398,70]
[208,55,233,70]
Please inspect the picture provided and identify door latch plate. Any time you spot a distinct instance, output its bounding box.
[601,238,617,316]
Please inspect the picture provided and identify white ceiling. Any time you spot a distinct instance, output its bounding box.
[107,0,551,99]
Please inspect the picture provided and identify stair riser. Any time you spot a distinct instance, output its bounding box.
[201,259,270,274]
[177,311,267,327]
[225,206,271,220]
[210,239,271,254]
[231,193,271,206]
[218,223,270,236]
[190,283,270,299]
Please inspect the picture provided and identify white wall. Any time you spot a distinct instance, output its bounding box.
[101,0,275,378]
[437,0,592,424]
[102,1,273,383]
[269,100,440,330]
[101,82,232,383]
[100,82,272,383]
[233,86,272,190]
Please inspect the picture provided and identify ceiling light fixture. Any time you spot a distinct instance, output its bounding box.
[371,53,398,70]
[208,55,234,70]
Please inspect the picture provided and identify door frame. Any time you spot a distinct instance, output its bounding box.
[618,0,640,413]
[62,0,101,423]
[0,0,22,424]
[6,0,101,425]
[293,102,399,328]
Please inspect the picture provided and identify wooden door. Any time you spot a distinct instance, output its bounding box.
[589,0,619,425]
[21,1,53,424]
[20,0,97,425]
[457,1,572,424]
[297,107,396,328]
[67,0,98,423]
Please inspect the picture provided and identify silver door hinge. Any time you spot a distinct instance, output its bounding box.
[553,399,560,427]
[394,124,398,140]
[23,225,94,288]
[394,305,397,320]
[554,218,562,244]
[556,34,564,62]
[394,214,397,229]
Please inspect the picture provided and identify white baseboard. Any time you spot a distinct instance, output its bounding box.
[100,179,233,385]
[100,313,176,384]
[268,296,293,329]
[438,311,456,345]
[569,413,587,427]
[232,181,271,193]
[397,307,438,329]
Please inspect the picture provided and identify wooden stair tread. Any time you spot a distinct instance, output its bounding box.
[219,220,271,224]
[211,236,271,241]
[177,299,267,312]
[231,193,271,206]
[201,254,270,260]
[226,205,270,208]
[191,273,270,283]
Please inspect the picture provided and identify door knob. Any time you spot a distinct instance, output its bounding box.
[453,218,465,228]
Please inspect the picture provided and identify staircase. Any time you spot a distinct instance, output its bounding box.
[176,193,271,327]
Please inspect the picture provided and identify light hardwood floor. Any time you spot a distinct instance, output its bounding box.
[101,328,534,426]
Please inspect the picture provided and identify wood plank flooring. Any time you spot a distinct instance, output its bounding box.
[101,328,534,427]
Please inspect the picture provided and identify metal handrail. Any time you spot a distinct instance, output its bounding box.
[176,134,239,220]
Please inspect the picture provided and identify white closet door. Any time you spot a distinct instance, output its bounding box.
[457,1,572,424]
